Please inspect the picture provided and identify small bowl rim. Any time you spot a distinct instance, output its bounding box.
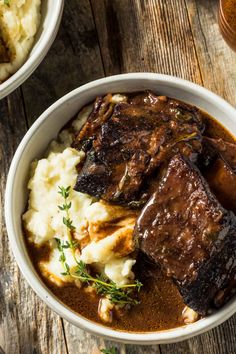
[219,0,236,35]
[5,73,236,344]
[0,0,64,99]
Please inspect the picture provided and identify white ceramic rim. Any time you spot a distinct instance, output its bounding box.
[0,0,64,99]
[5,73,236,344]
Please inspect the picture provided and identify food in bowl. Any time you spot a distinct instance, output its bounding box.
[0,0,41,83]
[23,90,236,332]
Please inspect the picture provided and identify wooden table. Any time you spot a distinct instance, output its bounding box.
[1,1,236,353]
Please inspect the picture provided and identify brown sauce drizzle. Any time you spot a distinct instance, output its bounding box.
[25,105,236,333]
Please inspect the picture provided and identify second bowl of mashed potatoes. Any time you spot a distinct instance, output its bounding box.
[0,0,64,98]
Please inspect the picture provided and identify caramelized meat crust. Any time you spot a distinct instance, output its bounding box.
[135,154,236,314]
[74,92,204,205]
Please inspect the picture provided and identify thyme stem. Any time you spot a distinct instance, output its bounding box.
[56,185,143,305]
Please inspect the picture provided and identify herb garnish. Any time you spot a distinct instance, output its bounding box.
[56,185,143,306]
[75,260,142,305]
[55,240,142,305]
[54,238,71,276]
[58,186,75,231]
[57,186,79,274]
[101,347,118,354]
[4,0,10,6]
[175,131,198,143]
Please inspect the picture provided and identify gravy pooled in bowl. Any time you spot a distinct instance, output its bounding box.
[23,91,236,332]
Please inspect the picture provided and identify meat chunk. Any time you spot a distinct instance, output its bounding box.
[135,154,236,314]
[74,91,204,152]
[74,93,203,205]
[128,91,204,131]
[72,94,115,151]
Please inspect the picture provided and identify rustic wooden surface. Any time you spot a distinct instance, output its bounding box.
[1,0,236,353]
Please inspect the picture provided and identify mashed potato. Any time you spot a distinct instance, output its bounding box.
[0,0,41,82]
[23,107,137,290]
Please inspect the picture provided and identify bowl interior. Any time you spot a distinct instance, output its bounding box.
[0,0,64,99]
[5,74,236,344]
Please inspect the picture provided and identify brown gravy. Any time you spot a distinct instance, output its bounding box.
[29,243,185,331]
[25,108,235,333]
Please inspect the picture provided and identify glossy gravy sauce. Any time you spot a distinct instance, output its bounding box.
[26,111,235,332]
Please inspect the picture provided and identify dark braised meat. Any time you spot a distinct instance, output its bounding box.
[135,154,236,314]
[72,94,114,151]
[74,92,204,205]
[128,91,204,130]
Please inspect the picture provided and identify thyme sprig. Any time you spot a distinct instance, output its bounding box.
[101,347,118,354]
[55,238,71,276]
[75,260,142,305]
[55,240,142,305]
[58,186,75,231]
[57,186,79,272]
[56,185,143,306]
[175,131,198,144]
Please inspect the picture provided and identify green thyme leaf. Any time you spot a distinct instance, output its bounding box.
[74,261,142,306]
[55,238,71,275]
[101,347,118,354]
[58,186,76,231]
[59,253,66,262]
[58,186,70,199]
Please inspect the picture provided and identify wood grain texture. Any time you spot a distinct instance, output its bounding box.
[186,0,236,106]
[1,0,236,353]
[63,321,128,354]
[22,0,104,127]
[91,0,202,83]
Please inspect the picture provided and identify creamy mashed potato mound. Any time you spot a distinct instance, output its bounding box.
[23,107,137,292]
[0,0,41,82]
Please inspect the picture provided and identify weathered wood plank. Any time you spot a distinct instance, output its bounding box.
[63,321,127,354]
[126,344,161,354]
[22,0,104,127]
[91,0,202,84]
[186,0,236,107]
[160,315,236,354]
[0,91,67,354]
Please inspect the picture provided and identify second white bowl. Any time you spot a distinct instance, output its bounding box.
[0,0,64,99]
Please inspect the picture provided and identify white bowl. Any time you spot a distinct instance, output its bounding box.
[5,73,236,344]
[0,0,64,99]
